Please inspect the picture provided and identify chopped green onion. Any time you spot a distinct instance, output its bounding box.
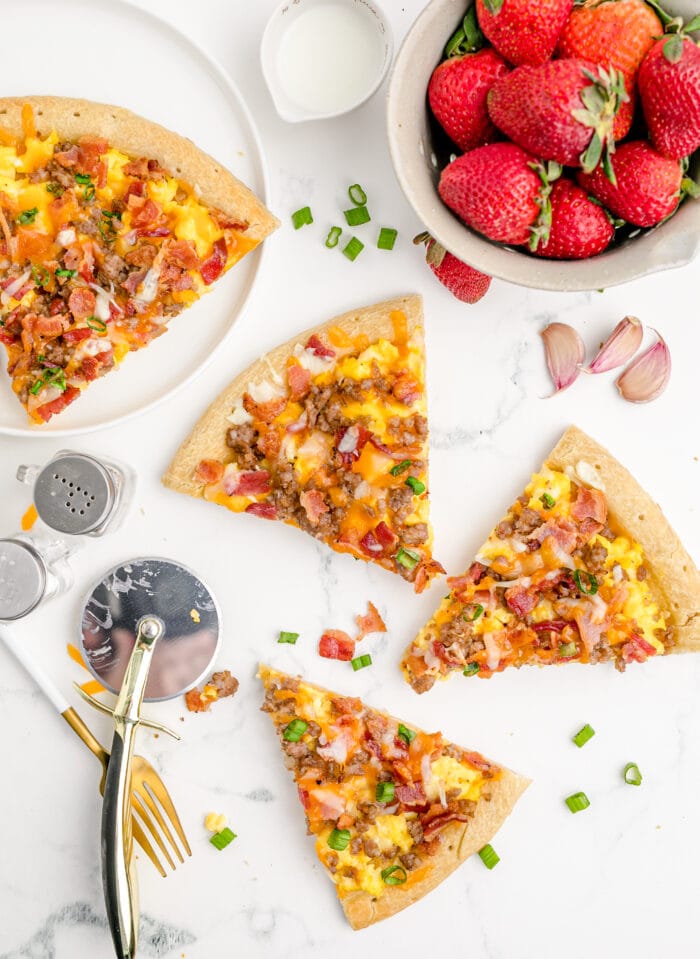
[565,791,590,813]
[377,227,398,250]
[84,184,95,201]
[102,209,118,218]
[327,828,351,851]
[344,205,370,227]
[29,366,66,396]
[540,492,556,509]
[351,653,372,671]
[17,207,38,225]
[397,723,415,745]
[375,781,395,803]
[395,547,420,571]
[573,569,598,595]
[405,476,426,495]
[348,183,367,206]
[283,718,308,742]
[86,317,107,333]
[558,641,578,658]
[29,380,43,396]
[381,864,407,885]
[623,762,642,786]
[31,264,50,288]
[390,459,412,476]
[342,236,364,261]
[464,604,484,623]
[74,173,92,184]
[325,226,342,248]
[278,631,299,645]
[291,206,313,229]
[210,827,237,850]
[478,844,500,869]
[573,724,595,748]
[46,182,64,196]
[55,268,76,278]
[463,662,480,677]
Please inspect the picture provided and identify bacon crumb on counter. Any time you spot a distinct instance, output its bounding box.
[355,601,386,641]
[184,670,239,713]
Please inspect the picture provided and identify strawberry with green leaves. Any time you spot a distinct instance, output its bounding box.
[414,232,492,303]
[638,16,700,160]
[532,178,615,259]
[487,59,628,177]
[476,0,573,67]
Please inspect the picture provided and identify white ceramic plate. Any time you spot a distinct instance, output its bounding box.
[0,0,271,437]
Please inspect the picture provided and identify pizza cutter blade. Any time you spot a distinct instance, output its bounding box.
[78,557,221,959]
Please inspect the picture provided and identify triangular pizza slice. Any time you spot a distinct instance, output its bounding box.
[164,295,444,591]
[259,664,529,929]
[0,97,278,423]
[403,426,700,693]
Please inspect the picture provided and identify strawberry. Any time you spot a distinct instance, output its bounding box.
[532,179,614,259]
[428,48,510,152]
[438,142,560,245]
[557,0,662,77]
[577,140,682,227]
[487,60,628,174]
[414,233,492,303]
[476,0,573,67]
[638,32,700,160]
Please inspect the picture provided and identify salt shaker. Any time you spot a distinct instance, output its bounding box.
[0,532,74,621]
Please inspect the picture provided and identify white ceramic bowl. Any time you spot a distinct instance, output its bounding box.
[387,0,700,291]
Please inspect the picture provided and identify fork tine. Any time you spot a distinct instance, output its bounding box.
[134,780,186,863]
[131,815,167,878]
[132,793,177,871]
[141,773,192,857]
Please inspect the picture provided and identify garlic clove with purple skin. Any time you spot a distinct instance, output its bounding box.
[584,316,643,374]
[616,332,671,403]
[540,322,585,394]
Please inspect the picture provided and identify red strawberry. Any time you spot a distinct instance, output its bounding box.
[577,141,681,227]
[487,59,628,173]
[638,35,700,160]
[476,0,573,67]
[438,142,559,245]
[414,233,492,303]
[532,179,614,258]
[428,48,510,152]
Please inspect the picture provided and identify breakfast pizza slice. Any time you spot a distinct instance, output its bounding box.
[163,295,445,591]
[402,426,700,693]
[0,97,278,423]
[259,664,529,929]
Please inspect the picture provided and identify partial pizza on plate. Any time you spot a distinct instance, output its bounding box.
[163,295,445,591]
[403,426,700,692]
[0,97,278,423]
[259,665,529,929]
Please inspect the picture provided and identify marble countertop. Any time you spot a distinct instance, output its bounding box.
[1,1,699,957]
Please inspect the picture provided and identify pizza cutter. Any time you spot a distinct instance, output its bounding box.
[78,557,221,959]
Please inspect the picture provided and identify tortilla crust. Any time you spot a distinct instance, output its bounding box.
[162,294,424,498]
[258,664,530,931]
[547,426,700,653]
[0,96,279,242]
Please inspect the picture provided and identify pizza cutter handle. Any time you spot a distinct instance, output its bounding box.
[0,624,70,714]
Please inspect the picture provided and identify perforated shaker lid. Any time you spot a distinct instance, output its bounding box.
[0,539,46,621]
[34,453,114,535]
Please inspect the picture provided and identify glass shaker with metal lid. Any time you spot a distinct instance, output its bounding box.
[0,532,74,622]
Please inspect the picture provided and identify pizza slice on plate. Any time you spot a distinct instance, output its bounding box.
[259,664,529,929]
[163,295,445,591]
[0,97,278,423]
[402,426,700,693]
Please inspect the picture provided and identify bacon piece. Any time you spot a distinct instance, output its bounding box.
[245,502,278,520]
[258,429,281,459]
[242,392,286,424]
[421,810,469,840]
[392,371,421,405]
[335,424,371,467]
[621,634,657,665]
[414,558,446,594]
[67,288,97,320]
[130,198,162,228]
[122,269,148,294]
[122,157,167,179]
[448,562,488,593]
[359,530,383,556]
[300,489,328,526]
[79,356,100,381]
[375,521,399,549]
[223,469,271,497]
[432,640,463,666]
[35,385,80,422]
[195,459,224,484]
[395,783,427,807]
[531,620,568,633]
[297,786,310,809]
[211,208,248,231]
[164,239,199,270]
[319,630,355,661]
[505,585,538,616]
[94,161,107,189]
[76,137,108,175]
[355,601,386,640]
[137,226,170,239]
[287,362,311,401]
[572,486,607,525]
[200,237,228,285]
[54,144,79,168]
[124,180,146,201]
[461,751,495,774]
[306,333,336,358]
[34,315,67,337]
[159,263,193,293]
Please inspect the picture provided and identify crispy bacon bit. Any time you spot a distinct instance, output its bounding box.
[395,783,427,807]
[122,269,148,295]
[223,469,271,497]
[79,355,101,381]
[461,751,495,774]
[35,386,80,422]
[123,157,167,179]
[572,486,607,525]
[159,263,193,293]
[432,640,463,666]
[34,315,67,337]
[360,530,384,556]
[211,208,248,231]
[448,563,488,594]
[54,144,79,167]
[130,198,162,228]
[185,670,239,713]
[124,180,146,201]
[531,620,568,633]
[375,521,399,549]
[355,601,386,641]
[258,428,281,459]
[621,635,657,664]
[164,239,199,270]
[287,362,312,401]
[76,136,108,175]
[421,810,469,839]
[319,630,355,661]
[579,517,603,540]
[300,489,329,526]
[200,237,228,285]
[306,333,336,358]
[392,371,421,406]
[505,585,538,616]
[242,392,286,424]
[414,558,446,594]
[195,459,224,484]
[245,501,278,520]
[336,424,371,466]
[137,226,170,239]
[67,288,97,320]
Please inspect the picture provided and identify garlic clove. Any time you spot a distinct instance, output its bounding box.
[585,315,643,374]
[616,331,671,403]
[540,322,585,394]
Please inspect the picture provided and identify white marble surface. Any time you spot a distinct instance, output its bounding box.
[1,1,699,957]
